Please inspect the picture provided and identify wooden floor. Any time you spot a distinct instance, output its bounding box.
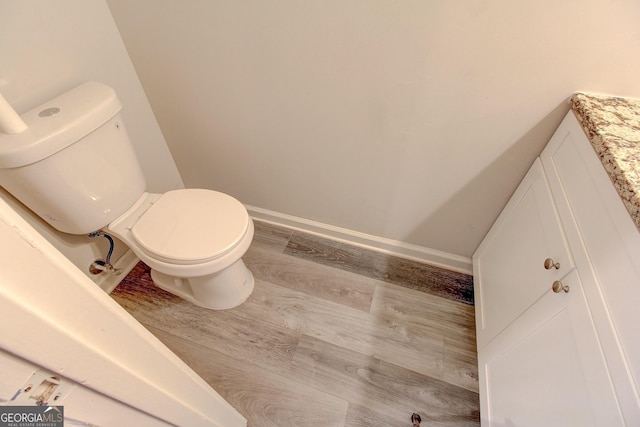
[111,220,480,426]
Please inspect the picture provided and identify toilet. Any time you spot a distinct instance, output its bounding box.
[0,82,254,309]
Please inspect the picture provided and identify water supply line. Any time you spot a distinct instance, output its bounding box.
[88,231,122,275]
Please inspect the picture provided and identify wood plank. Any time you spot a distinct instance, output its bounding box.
[344,402,412,426]
[244,244,375,313]
[371,283,479,392]
[371,282,477,346]
[284,231,474,304]
[242,275,445,380]
[111,269,300,373]
[444,337,479,393]
[251,220,293,252]
[147,326,349,427]
[290,335,480,426]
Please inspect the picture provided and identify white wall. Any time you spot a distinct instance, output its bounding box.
[107,0,640,259]
[0,0,183,281]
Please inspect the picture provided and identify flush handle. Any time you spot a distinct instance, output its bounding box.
[552,280,570,293]
[544,258,560,270]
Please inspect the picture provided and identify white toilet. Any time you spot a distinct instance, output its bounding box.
[0,82,254,309]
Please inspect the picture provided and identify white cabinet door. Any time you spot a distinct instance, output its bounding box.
[478,269,624,426]
[473,159,573,349]
[541,112,640,423]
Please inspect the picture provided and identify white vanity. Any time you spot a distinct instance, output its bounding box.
[473,93,640,426]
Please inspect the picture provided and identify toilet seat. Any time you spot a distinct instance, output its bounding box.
[130,189,250,265]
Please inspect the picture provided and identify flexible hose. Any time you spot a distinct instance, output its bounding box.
[88,231,115,267]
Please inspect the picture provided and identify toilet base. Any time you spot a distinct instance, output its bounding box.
[150,259,254,310]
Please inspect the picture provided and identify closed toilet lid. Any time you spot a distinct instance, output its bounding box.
[131,189,249,264]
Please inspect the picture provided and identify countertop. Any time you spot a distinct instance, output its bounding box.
[570,92,640,232]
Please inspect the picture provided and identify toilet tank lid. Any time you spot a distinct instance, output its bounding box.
[131,189,250,264]
[0,82,121,168]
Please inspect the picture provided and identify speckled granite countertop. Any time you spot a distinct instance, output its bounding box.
[570,92,640,231]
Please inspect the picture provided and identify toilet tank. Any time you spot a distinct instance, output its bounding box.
[0,82,146,234]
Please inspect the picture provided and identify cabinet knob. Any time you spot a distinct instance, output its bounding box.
[552,280,570,293]
[544,258,560,270]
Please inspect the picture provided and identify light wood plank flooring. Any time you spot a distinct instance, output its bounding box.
[111,220,480,426]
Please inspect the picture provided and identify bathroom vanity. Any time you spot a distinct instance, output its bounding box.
[473,93,640,426]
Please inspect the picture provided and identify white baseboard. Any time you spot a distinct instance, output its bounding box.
[245,205,473,275]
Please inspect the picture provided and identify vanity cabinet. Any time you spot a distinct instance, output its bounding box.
[473,111,640,426]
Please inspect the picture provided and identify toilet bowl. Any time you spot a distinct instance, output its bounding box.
[107,189,254,309]
[0,82,255,309]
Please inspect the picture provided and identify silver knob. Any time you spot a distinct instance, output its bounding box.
[544,258,560,270]
[552,280,569,293]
